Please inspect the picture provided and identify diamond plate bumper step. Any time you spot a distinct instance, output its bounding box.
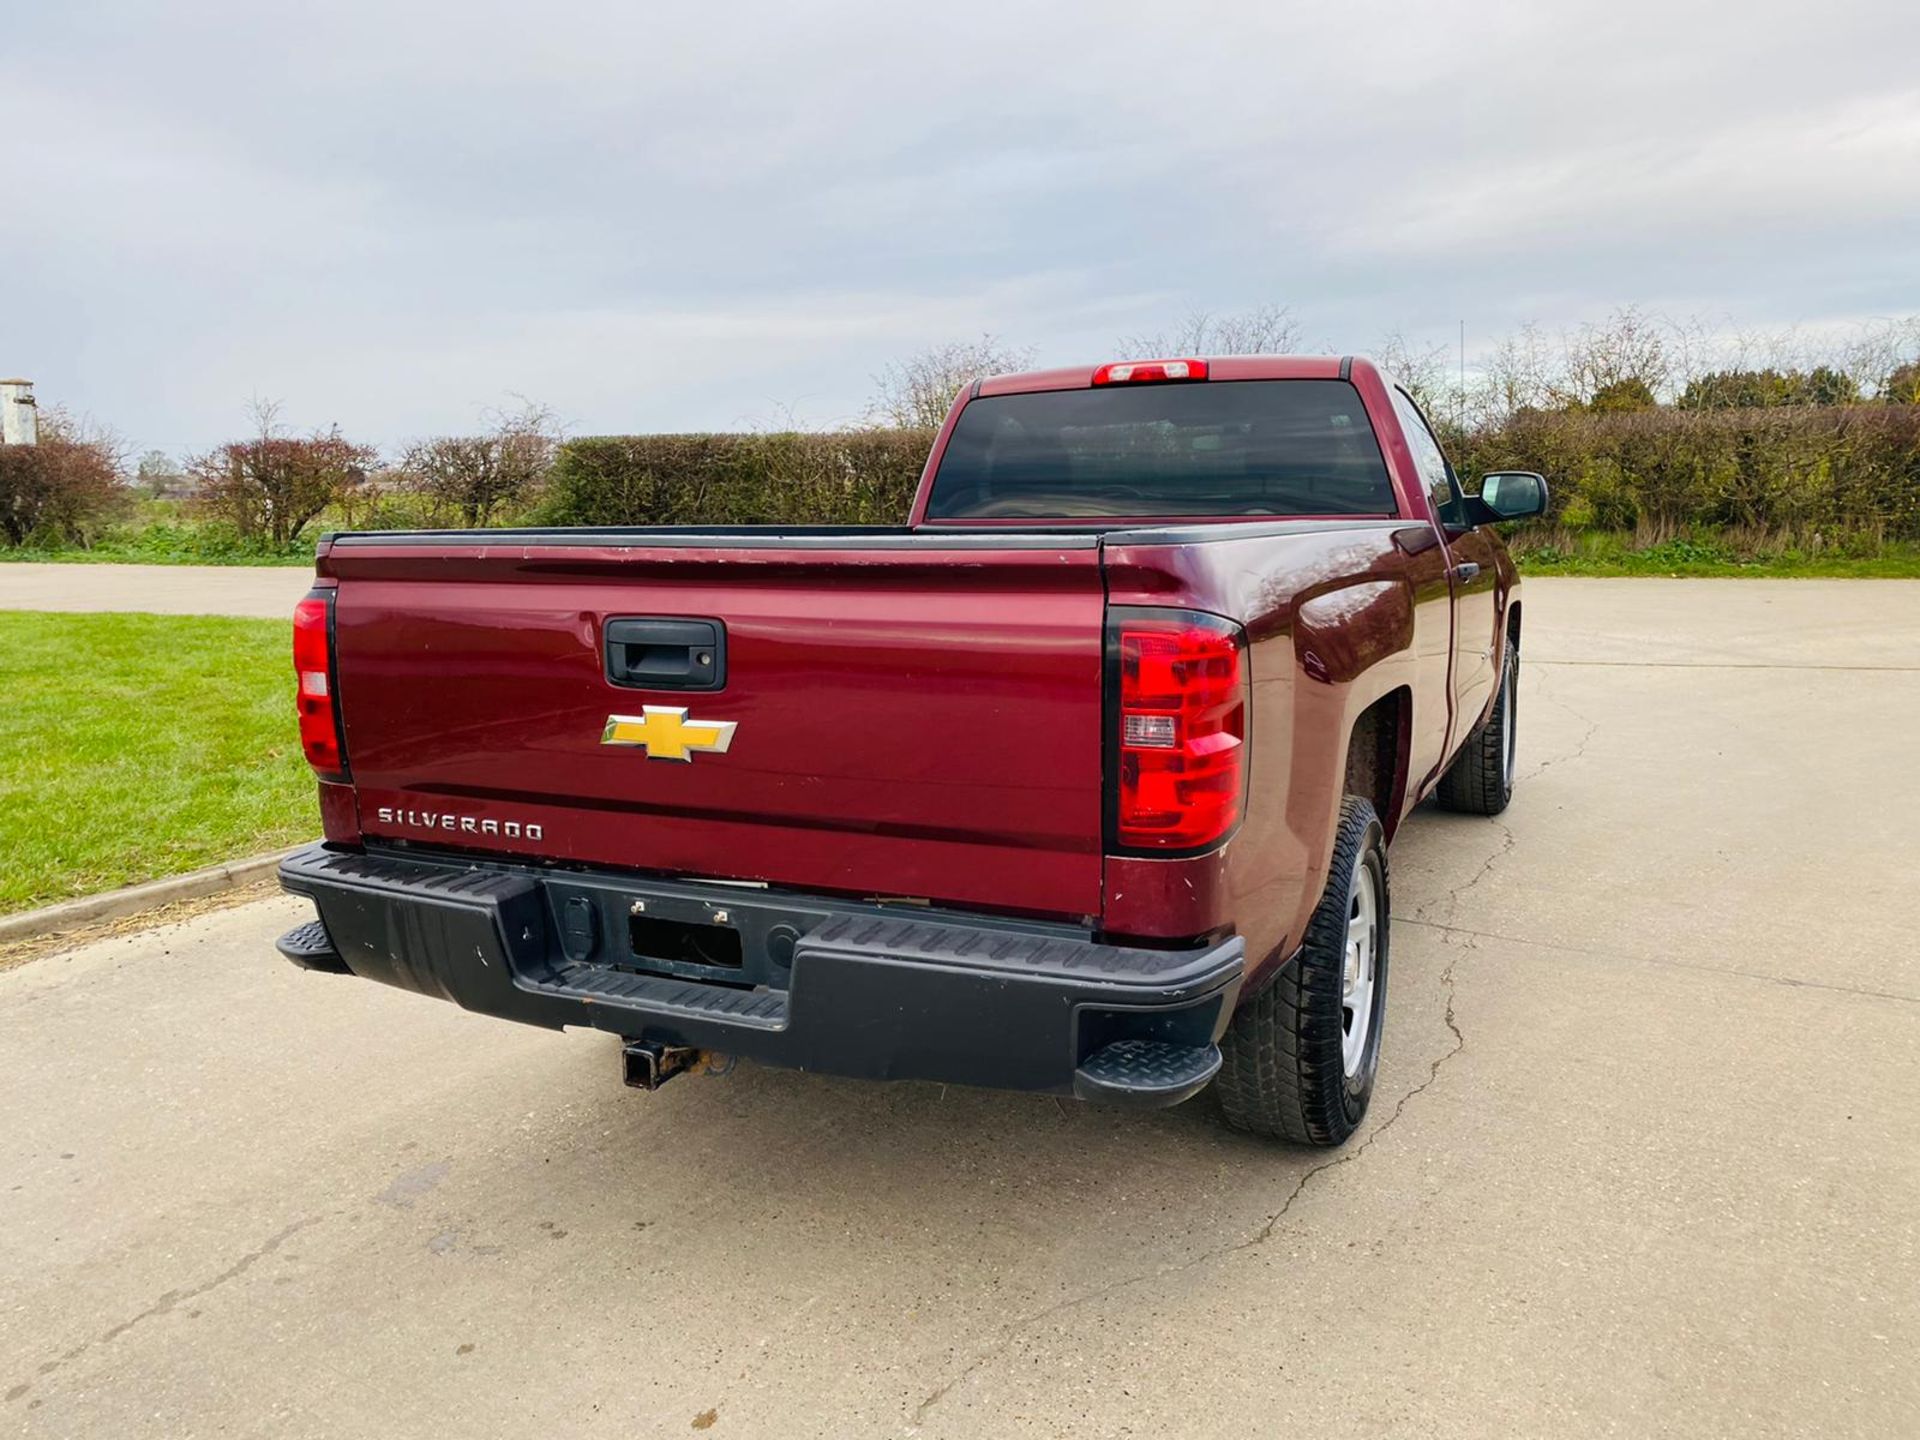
[1073,1039,1223,1108]
[274,918,349,974]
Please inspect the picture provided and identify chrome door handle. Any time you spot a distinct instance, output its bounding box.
[1452,562,1481,583]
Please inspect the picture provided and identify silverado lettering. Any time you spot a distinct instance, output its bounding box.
[276,355,1547,1147]
[372,808,544,841]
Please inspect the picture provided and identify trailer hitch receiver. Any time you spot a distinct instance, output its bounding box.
[621,1041,704,1091]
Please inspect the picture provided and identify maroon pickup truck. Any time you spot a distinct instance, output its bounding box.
[275,355,1545,1146]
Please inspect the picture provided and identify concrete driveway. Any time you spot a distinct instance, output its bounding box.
[0,562,312,617]
[3,580,1916,1438]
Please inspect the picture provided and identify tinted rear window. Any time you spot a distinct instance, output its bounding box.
[924,379,1395,520]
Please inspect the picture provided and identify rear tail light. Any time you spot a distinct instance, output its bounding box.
[293,590,349,780]
[1108,609,1247,851]
[1092,358,1209,385]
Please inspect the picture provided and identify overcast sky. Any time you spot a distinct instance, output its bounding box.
[5,0,1917,457]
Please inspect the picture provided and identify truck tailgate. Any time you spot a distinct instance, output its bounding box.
[323,537,1108,919]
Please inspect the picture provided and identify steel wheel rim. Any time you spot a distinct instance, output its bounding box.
[1500,661,1517,788]
[1341,859,1380,1077]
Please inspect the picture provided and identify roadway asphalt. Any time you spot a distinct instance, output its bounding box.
[3,578,1916,1438]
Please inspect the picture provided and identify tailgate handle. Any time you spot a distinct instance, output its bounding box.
[604,617,726,691]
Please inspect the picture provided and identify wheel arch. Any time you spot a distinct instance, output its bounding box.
[1342,686,1413,841]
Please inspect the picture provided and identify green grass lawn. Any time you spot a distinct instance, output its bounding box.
[0,611,316,914]
[1514,534,1920,578]
[0,546,315,566]
[0,529,316,566]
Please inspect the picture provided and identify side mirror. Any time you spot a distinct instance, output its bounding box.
[1475,471,1548,523]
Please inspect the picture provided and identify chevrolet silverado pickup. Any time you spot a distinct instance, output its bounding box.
[274,355,1546,1146]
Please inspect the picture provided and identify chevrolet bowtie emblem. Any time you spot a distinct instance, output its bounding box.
[601,707,738,762]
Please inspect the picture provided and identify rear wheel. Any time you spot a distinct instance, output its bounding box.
[1435,641,1518,816]
[1214,797,1388,1146]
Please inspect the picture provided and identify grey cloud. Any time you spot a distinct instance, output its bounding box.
[4,0,1916,455]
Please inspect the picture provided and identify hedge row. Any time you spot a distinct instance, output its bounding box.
[541,430,935,528]
[1450,404,1920,540]
[540,407,1920,543]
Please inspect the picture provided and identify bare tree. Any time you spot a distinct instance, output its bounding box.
[1122,303,1302,358]
[191,399,376,548]
[1559,306,1675,407]
[1374,331,1454,418]
[1472,322,1558,423]
[397,400,562,528]
[1837,318,1920,401]
[1881,358,1920,405]
[1646,312,1720,408]
[134,449,188,498]
[867,337,1035,429]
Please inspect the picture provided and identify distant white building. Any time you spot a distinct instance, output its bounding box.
[1,378,36,446]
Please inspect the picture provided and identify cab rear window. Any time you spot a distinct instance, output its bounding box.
[924,379,1396,520]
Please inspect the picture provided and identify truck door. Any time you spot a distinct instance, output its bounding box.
[1388,389,1501,757]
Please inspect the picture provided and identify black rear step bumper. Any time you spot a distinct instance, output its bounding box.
[275,844,1244,1108]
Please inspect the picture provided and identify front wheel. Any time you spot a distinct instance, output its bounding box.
[1435,641,1518,816]
[1214,797,1389,1146]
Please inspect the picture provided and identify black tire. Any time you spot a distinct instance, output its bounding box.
[1215,797,1389,1146]
[1435,640,1518,817]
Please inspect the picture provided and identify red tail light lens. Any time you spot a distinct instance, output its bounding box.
[1092,358,1209,385]
[293,591,348,779]
[1111,611,1246,851]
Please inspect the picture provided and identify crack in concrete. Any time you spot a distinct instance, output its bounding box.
[905,959,1470,1433]
[1446,821,1514,911]
[905,782,1522,1431]
[1522,666,1600,782]
[5,1214,325,1405]
[905,666,1589,1429]
[1410,816,1514,927]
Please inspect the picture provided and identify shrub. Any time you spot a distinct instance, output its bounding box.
[1588,377,1658,413]
[1679,367,1861,409]
[1456,404,1920,542]
[1883,361,1920,405]
[541,430,935,527]
[191,414,377,549]
[0,409,126,547]
[99,518,311,564]
[394,402,560,528]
